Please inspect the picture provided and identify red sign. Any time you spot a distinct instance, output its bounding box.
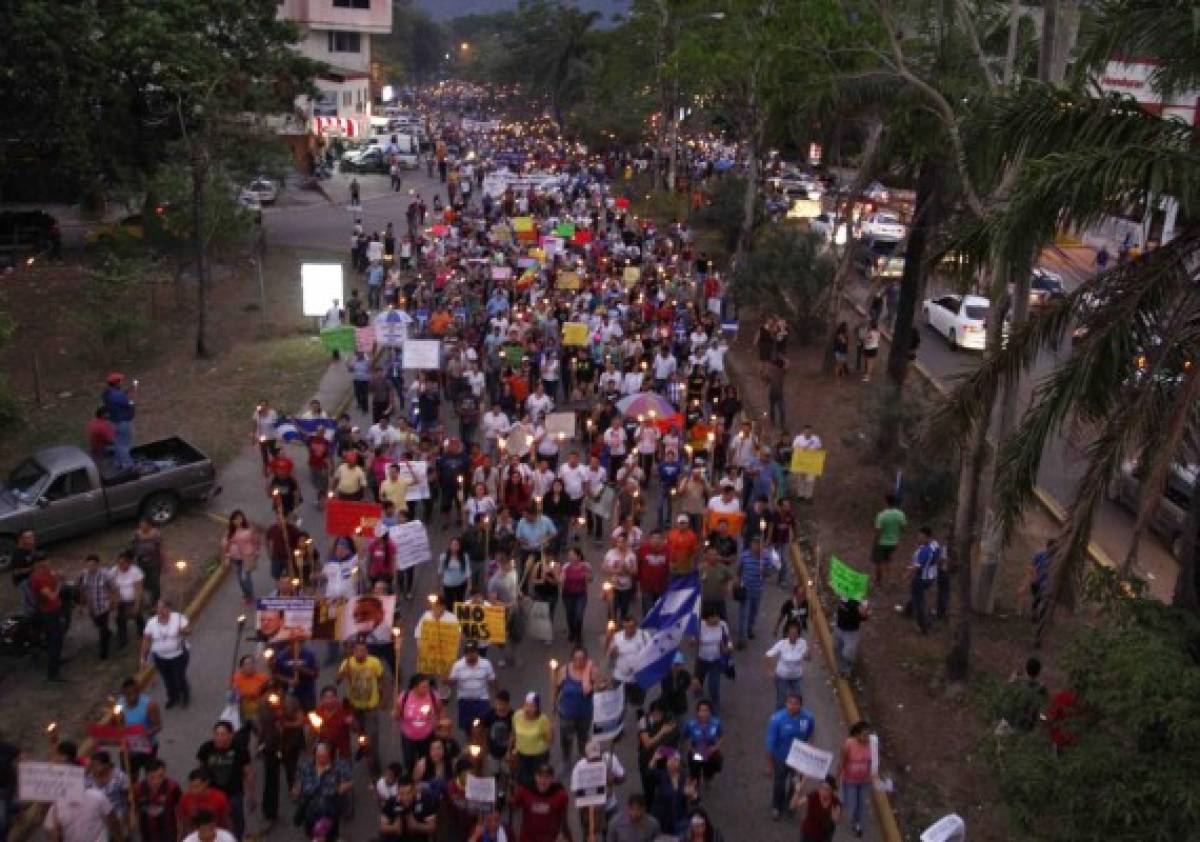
[325,499,382,537]
[87,723,152,755]
[572,229,593,245]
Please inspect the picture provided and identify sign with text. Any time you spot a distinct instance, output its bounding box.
[393,460,431,501]
[466,774,496,808]
[86,723,153,755]
[454,602,507,645]
[789,448,826,476]
[545,411,576,441]
[319,326,356,353]
[555,270,581,290]
[18,762,85,803]
[561,322,589,346]
[570,758,608,808]
[591,685,625,741]
[785,739,833,779]
[403,339,441,370]
[256,597,316,643]
[829,556,869,601]
[325,499,382,538]
[416,619,461,677]
[390,520,433,570]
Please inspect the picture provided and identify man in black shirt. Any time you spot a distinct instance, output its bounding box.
[379,774,437,841]
[195,720,253,839]
[481,690,514,764]
[833,597,869,678]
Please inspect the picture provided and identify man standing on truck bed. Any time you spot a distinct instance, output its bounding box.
[102,372,137,470]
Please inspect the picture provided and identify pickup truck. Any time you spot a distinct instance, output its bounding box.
[0,437,218,570]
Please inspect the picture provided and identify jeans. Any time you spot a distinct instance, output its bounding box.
[834,627,859,677]
[91,611,112,659]
[115,601,144,648]
[153,650,190,706]
[768,392,786,429]
[614,587,634,621]
[114,420,134,468]
[656,493,672,530]
[37,612,64,679]
[563,592,587,643]
[842,780,870,827]
[261,747,282,821]
[352,379,370,413]
[558,714,592,764]
[695,658,723,712]
[232,559,255,601]
[738,589,763,641]
[771,760,793,813]
[911,576,931,633]
[774,676,803,709]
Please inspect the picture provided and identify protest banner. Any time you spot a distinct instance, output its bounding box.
[256,597,316,643]
[571,229,593,245]
[18,762,85,803]
[490,224,512,244]
[325,499,382,537]
[790,448,827,476]
[86,723,153,755]
[561,322,589,346]
[545,411,576,441]
[416,619,461,677]
[403,339,441,370]
[705,510,745,536]
[555,221,575,238]
[570,758,608,808]
[466,774,496,809]
[391,520,432,570]
[454,602,507,645]
[829,556,869,601]
[319,326,355,353]
[512,216,534,233]
[555,270,581,290]
[393,460,431,501]
[491,265,513,281]
[542,235,564,258]
[374,310,410,347]
[785,740,833,779]
[354,326,376,354]
[336,595,396,643]
[591,685,625,741]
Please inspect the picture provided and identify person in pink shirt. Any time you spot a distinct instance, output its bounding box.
[838,720,876,837]
[394,674,442,772]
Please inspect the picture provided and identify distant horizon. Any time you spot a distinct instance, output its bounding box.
[412,0,629,21]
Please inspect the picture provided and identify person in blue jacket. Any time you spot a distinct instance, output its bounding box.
[765,691,815,820]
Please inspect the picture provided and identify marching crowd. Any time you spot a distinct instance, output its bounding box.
[16,105,892,842]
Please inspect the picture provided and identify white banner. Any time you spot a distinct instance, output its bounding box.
[403,339,441,370]
[466,773,496,806]
[374,311,411,347]
[921,814,965,842]
[545,411,576,442]
[390,520,432,571]
[19,762,85,803]
[570,758,607,808]
[591,685,625,741]
[785,740,833,779]
[394,460,431,501]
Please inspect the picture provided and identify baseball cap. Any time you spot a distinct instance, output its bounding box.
[106,372,124,386]
[676,514,689,524]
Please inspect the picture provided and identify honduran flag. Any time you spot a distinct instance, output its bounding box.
[633,573,701,690]
[275,416,337,443]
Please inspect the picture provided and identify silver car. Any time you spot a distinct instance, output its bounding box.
[1109,460,1196,559]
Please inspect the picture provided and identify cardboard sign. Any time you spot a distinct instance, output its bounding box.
[256,597,316,643]
[591,685,625,741]
[86,723,153,755]
[355,326,376,353]
[490,224,512,244]
[403,339,441,370]
[570,758,608,808]
[921,814,966,842]
[18,762,85,803]
[829,556,869,601]
[545,411,576,441]
[416,618,461,677]
[556,270,581,290]
[325,500,382,538]
[705,510,745,536]
[512,216,534,233]
[542,235,564,258]
[555,221,575,238]
[491,266,513,281]
[336,594,396,642]
[785,739,833,779]
[790,448,827,476]
[562,322,589,346]
[391,520,433,570]
[454,602,507,645]
[319,326,356,353]
[466,774,496,807]
[622,266,641,286]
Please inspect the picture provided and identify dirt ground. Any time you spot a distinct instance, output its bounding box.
[728,318,1093,841]
[0,242,337,741]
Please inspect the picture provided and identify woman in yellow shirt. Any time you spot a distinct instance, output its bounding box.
[510,691,553,789]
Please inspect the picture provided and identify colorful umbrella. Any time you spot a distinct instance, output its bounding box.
[616,391,675,420]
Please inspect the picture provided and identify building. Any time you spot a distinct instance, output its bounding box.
[278,0,392,130]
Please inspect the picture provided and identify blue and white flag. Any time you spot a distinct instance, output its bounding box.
[275,416,337,443]
[633,573,701,690]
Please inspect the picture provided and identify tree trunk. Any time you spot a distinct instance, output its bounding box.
[1173,468,1200,612]
[946,421,989,681]
[1038,0,1059,84]
[735,136,759,263]
[191,147,211,359]
[885,158,942,388]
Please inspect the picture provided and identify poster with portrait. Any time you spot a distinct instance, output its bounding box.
[336,594,397,643]
[256,597,316,643]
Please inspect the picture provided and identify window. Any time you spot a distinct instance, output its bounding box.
[45,469,91,501]
[342,91,351,106]
[327,31,361,53]
[332,0,370,7]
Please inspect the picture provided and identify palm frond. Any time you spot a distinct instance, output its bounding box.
[1076,0,1200,95]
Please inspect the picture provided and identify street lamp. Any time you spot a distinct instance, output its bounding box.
[460,42,470,51]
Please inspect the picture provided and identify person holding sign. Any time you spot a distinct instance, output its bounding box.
[764,692,815,821]
[792,775,842,842]
[790,425,823,502]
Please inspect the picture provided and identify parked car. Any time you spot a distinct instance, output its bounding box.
[0,211,60,265]
[809,212,848,246]
[1027,267,1067,308]
[1109,459,1196,559]
[84,203,170,247]
[863,181,891,202]
[860,211,907,241]
[242,178,278,205]
[340,147,391,174]
[0,437,218,570]
[922,294,993,351]
[854,237,904,277]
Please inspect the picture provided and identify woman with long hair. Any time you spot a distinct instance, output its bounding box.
[221,510,261,605]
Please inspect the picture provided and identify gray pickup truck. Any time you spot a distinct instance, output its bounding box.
[0,437,218,569]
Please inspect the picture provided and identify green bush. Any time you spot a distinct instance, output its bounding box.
[730,227,835,344]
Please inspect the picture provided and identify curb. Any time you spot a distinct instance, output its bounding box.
[792,544,904,842]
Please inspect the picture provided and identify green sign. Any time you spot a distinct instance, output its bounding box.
[555,221,575,238]
[503,344,524,368]
[829,556,869,601]
[319,326,355,353]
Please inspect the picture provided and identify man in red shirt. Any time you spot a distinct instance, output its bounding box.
[29,558,65,681]
[510,763,572,842]
[303,430,331,510]
[636,529,671,616]
[176,768,231,836]
[86,407,117,461]
[666,515,700,579]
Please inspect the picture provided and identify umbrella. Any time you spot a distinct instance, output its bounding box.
[616,392,675,420]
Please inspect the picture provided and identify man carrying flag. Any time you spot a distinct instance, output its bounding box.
[631,573,701,693]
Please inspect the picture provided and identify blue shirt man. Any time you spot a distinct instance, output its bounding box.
[515,511,557,555]
[764,693,816,816]
[102,374,136,468]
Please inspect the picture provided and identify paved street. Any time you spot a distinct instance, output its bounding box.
[140,167,879,841]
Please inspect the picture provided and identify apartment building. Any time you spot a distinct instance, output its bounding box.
[278,0,392,124]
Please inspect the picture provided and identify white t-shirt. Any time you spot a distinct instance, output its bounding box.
[376,776,400,803]
[636,425,660,455]
[652,354,677,380]
[620,371,644,396]
[449,657,496,700]
[792,433,823,451]
[183,831,237,842]
[706,494,742,515]
[143,612,189,659]
[112,565,144,603]
[322,559,359,600]
[558,462,588,500]
[45,788,112,842]
[482,411,511,440]
[702,345,727,373]
[583,466,607,497]
[697,620,729,662]
[253,409,279,441]
[766,637,809,679]
[526,393,554,420]
[608,630,650,683]
[602,549,637,590]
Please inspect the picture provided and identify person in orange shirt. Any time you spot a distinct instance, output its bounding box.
[429,307,452,337]
[230,654,271,722]
[666,514,700,579]
[506,369,530,405]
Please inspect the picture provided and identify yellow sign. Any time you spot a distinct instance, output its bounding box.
[454,603,507,645]
[556,271,581,291]
[790,448,827,476]
[490,224,512,244]
[622,266,641,286]
[416,619,461,677]
[529,247,545,263]
[512,216,534,233]
[562,322,589,346]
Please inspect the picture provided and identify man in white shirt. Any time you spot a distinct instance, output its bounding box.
[705,481,743,536]
[181,811,237,842]
[367,416,401,451]
[602,420,628,480]
[790,424,823,501]
[727,421,758,469]
[448,641,497,730]
[607,615,651,705]
[481,405,511,462]
[531,459,557,499]
[45,785,118,842]
[558,452,589,508]
[634,422,660,476]
[651,347,677,392]
[702,341,727,375]
[525,384,554,421]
